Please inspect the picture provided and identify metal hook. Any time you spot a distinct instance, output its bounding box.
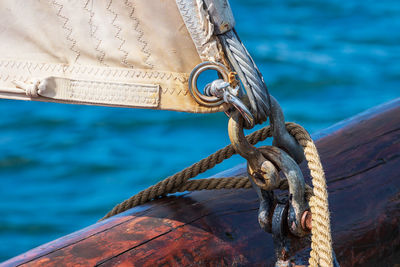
[228,111,279,190]
[205,79,255,127]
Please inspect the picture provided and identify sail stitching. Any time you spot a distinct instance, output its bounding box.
[83,0,108,66]
[67,79,159,107]
[52,0,81,64]
[0,60,184,80]
[0,60,190,97]
[106,0,133,68]
[124,0,154,69]
[175,0,221,62]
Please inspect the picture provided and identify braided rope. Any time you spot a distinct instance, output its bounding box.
[169,176,314,196]
[172,176,252,192]
[100,125,272,220]
[100,123,333,266]
[286,123,333,267]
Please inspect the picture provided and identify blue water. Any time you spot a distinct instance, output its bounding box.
[0,0,399,261]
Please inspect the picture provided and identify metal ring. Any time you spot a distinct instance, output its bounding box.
[188,61,230,107]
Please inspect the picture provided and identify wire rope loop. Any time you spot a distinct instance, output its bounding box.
[218,30,271,125]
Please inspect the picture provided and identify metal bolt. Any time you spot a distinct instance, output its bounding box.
[301,211,312,231]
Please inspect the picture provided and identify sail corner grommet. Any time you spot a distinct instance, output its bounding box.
[188,61,230,107]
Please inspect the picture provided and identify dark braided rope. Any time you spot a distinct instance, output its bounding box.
[100,125,273,220]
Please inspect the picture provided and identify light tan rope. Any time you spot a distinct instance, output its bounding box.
[286,123,333,267]
[100,123,333,266]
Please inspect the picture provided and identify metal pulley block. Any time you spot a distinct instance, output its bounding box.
[250,156,310,264]
[249,147,309,238]
[227,109,342,266]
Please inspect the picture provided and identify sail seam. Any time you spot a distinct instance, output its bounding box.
[175,0,221,62]
[0,60,188,98]
[0,59,226,113]
[0,60,186,81]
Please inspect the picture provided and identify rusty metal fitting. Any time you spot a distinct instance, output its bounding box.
[269,96,305,164]
[228,111,279,190]
[276,261,307,267]
[301,210,312,232]
[259,146,308,237]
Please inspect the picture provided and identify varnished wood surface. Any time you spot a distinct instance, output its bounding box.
[2,99,400,267]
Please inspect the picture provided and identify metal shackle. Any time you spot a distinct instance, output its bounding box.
[259,146,309,237]
[228,111,279,190]
[269,96,305,164]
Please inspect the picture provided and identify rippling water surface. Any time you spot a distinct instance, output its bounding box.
[0,0,399,261]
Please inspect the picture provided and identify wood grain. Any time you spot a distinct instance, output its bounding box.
[2,99,399,267]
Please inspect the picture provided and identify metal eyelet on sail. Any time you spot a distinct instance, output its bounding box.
[188,61,255,127]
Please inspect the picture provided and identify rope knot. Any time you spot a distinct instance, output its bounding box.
[12,78,47,97]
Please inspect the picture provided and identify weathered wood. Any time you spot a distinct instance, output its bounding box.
[2,99,400,267]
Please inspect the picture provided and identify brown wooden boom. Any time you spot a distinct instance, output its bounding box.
[2,99,399,267]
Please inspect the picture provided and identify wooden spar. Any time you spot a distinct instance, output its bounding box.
[2,99,400,267]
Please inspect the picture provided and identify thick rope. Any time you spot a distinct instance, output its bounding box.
[286,123,333,266]
[100,123,333,266]
[171,176,313,196]
[100,126,272,220]
[171,177,251,192]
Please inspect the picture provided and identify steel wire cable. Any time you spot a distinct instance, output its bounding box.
[219,30,271,124]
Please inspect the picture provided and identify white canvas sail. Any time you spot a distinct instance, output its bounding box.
[0,0,234,113]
